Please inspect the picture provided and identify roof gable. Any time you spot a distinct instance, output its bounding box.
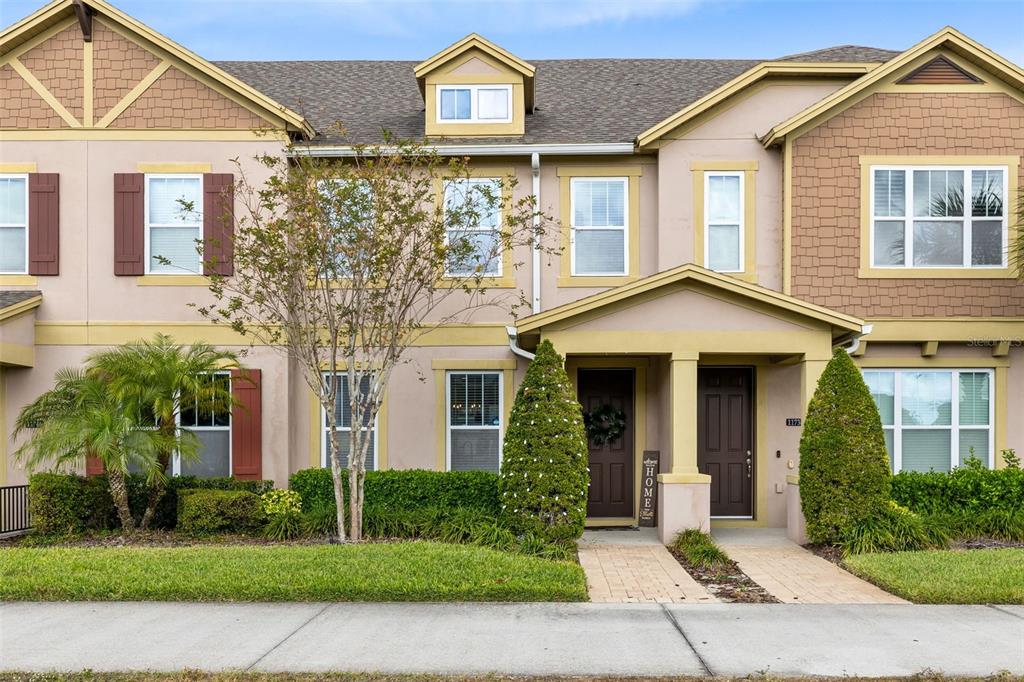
[515,264,864,335]
[414,34,535,112]
[762,27,1024,146]
[0,0,313,136]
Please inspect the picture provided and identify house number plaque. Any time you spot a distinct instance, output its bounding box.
[639,450,660,527]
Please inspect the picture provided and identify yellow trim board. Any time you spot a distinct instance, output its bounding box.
[0,164,37,173]
[83,40,93,127]
[414,33,535,80]
[762,27,1024,146]
[0,130,291,142]
[637,62,876,148]
[865,318,1024,342]
[8,58,80,127]
[137,163,213,174]
[95,60,171,129]
[0,294,42,322]
[0,342,34,367]
[135,275,210,286]
[520,263,864,335]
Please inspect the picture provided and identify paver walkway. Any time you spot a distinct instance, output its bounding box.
[578,528,716,603]
[713,528,908,604]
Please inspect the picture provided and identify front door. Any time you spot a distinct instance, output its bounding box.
[698,367,754,517]
[578,368,635,518]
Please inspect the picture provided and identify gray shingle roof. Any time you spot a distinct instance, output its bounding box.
[214,45,899,146]
[0,290,41,311]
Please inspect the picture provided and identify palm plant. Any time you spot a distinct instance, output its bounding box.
[89,334,238,529]
[13,368,169,532]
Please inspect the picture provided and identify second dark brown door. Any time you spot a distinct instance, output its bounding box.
[578,368,634,518]
[698,367,754,517]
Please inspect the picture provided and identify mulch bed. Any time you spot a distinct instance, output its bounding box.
[805,543,844,565]
[666,546,779,603]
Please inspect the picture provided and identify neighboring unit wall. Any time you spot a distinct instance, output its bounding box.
[790,91,1024,318]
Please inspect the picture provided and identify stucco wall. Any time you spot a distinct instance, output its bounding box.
[791,91,1024,317]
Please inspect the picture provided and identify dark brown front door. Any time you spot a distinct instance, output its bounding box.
[698,367,753,517]
[578,368,634,518]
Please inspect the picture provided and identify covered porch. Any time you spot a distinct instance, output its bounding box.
[514,265,865,542]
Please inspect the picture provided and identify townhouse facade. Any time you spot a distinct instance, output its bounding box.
[1,0,1021,541]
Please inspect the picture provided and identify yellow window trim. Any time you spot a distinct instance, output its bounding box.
[0,275,38,286]
[423,48,526,137]
[0,164,36,173]
[308,386,389,471]
[136,275,210,287]
[433,361,516,471]
[137,163,213,173]
[558,167,642,288]
[857,155,1020,279]
[691,162,758,283]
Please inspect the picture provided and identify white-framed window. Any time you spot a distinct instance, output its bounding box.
[437,84,512,123]
[174,372,232,477]
[321,373,377,470]
[570,177,628,276]
[444,177,502,277]
[870,165,1007,268]
[446,371,503,472]
[863,369,994,473]
[704,171,744,272]
[0,174,29,274]
[145,173,203,274]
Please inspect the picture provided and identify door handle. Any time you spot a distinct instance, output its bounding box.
[745,450,752,478]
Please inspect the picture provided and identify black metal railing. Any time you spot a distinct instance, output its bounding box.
[0,485,31,534]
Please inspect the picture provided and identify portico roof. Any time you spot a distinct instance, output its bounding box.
[515,264,865,338]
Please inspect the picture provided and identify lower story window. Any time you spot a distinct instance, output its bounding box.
[322,373,376,470]
[447,371,502,472]
[863,369,993,473]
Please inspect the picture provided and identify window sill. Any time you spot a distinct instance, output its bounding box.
[137,274,209,286]
[438,276,516,289]
[857,267,1016,279]
[0,275,38,286]
[557,275,638,288]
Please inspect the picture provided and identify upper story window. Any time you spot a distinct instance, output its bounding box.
[864,369,993,473]
[444,178,502,277]
[871,166,1006,269]
[0,174,28,274]
[145,174,202,274]
[437,85,512,123]
[571,177,628,276]
[704,172,744,273]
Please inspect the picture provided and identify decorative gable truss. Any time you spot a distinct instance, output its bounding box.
[0,0,311,138]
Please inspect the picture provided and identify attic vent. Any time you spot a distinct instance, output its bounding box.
[898,56,982,84]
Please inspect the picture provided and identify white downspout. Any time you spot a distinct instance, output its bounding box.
[506,326,535,361]
[531,152,542,315]
[844,324,874,355]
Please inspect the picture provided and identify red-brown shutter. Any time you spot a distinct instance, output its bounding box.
[28,173,59,276]
[231,368,262,480]
[203,173,234,276]
[85,456,104,476]
[113,173,144,276]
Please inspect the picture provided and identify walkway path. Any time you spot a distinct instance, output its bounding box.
[713,528,908,604]
[578,528,716,603]
[2,602,1021,676]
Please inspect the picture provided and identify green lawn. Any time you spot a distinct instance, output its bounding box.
[0,541,587,602]
[844,548,1024,604]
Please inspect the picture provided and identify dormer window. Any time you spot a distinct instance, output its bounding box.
[438,85,512,123]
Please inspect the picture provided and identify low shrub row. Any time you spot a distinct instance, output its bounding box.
[27,472,272,535]
[891,461,1024,515]
[176,489,266,535]
[289,468,500,515]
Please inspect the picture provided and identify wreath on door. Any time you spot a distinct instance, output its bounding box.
[583,404,627,445]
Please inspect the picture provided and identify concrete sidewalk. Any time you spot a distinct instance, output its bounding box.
[2,602,1022,676]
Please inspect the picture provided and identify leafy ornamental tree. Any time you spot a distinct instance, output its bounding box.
[13,369,171,532]
[499,340,589,542]
[799,347,892,544]
[196,134,556,542]
[89,334,238,529]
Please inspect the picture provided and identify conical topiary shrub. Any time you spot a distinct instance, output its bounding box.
[499,340,589,542]
[799,347,892,544]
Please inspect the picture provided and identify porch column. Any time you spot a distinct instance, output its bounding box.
[800,357,828,416]
[657,351,711,543]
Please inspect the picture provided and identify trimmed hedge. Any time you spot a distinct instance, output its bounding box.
[177,489,265,535]
[799,348,892,544]
[891,466,1024,515]
[289,468,499,515]
[27,472,273,534]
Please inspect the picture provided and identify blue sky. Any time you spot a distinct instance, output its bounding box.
[2,0,1023,64]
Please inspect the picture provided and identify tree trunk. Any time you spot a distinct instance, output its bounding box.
[107,466,135,533]
[327,421,348,543]
[140,420,175,530]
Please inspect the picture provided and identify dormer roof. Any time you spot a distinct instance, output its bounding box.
[413,33,536,111]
